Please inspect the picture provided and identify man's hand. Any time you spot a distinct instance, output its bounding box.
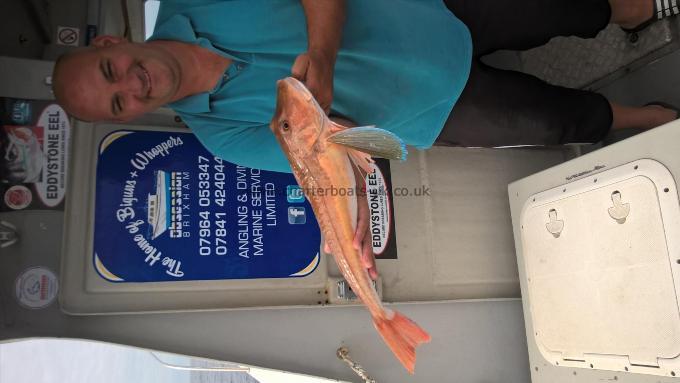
[294,0,346,115]
[291,50,335,114]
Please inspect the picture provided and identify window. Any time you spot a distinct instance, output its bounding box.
[144,0,161,39]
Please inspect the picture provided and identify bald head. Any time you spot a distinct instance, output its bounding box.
[52,36,182,122]
[53,49,96,121]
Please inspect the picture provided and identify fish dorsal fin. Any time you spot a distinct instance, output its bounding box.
[327,126,408,161]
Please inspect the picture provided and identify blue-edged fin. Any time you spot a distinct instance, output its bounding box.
[327,126,408,161]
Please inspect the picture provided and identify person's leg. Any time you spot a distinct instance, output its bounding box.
[610,103,677,130]
[612,0,680,32]
[443,0,655,55]
[610,0,654,29]
[607,0,679,131]
[439,63,677,147]
[439,0,676,146]
[442,0,611,56]
[438,63,614,147]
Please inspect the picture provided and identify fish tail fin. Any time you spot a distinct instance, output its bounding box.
[373,310,431,374]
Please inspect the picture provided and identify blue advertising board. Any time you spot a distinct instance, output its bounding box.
[93,130,321,282]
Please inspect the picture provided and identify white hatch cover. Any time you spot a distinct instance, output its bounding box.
[520,159,680,376]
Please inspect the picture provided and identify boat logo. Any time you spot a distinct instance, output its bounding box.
[147,170,190,239]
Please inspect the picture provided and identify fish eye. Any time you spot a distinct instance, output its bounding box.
[282,120,290,131]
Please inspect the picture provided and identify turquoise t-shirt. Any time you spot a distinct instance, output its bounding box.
[150,0,472,173]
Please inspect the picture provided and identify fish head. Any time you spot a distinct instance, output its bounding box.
[270,77,326,163]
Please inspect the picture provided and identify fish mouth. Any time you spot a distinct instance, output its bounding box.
[281,77,314,102]
[278,77,326,122]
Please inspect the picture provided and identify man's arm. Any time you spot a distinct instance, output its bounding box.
[291,0,346,114]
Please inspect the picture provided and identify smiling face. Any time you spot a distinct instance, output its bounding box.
[53,36,182,122]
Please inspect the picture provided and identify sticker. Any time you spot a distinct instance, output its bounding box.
[288,206,307,224]
[366,160,398,259]
[57,26,80,46]
[92,131,400,283]
[34,104,69,207]
[93,131,322,282]
[10,100,31,125]
[1,99,70,211]
[286,185,305,203]
[15,267,59,309]
[4,185,32,210]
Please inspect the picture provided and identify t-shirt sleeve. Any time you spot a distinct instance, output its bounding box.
[188,120,293,174]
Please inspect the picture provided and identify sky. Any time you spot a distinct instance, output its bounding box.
[145,1,161,39]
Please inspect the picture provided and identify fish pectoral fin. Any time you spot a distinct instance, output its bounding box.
[327,126,408,161]
[329,120,348,134]
[348,149,374,175]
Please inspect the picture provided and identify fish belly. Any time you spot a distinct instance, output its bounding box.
[304,147,384,317]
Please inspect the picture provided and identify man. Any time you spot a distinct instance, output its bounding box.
[53,0,678,277]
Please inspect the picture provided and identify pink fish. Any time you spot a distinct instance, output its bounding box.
[270,77,430,373]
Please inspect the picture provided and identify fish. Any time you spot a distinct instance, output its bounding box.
[270,76,431,374]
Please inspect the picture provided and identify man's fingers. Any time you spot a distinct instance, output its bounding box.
[361,239,378,280]
[319,94,331,115]
[302,76,324,111]
[291,54,310,81]
[369,267,378,281]
[353,201,369,250]
[353,224,366,250]
[361,239,374,268]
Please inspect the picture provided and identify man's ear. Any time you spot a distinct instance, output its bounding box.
[91,35,126,48]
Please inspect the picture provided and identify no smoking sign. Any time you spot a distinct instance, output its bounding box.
[57,26,80,47]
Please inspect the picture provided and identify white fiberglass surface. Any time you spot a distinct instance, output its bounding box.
[0,339,344,383]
